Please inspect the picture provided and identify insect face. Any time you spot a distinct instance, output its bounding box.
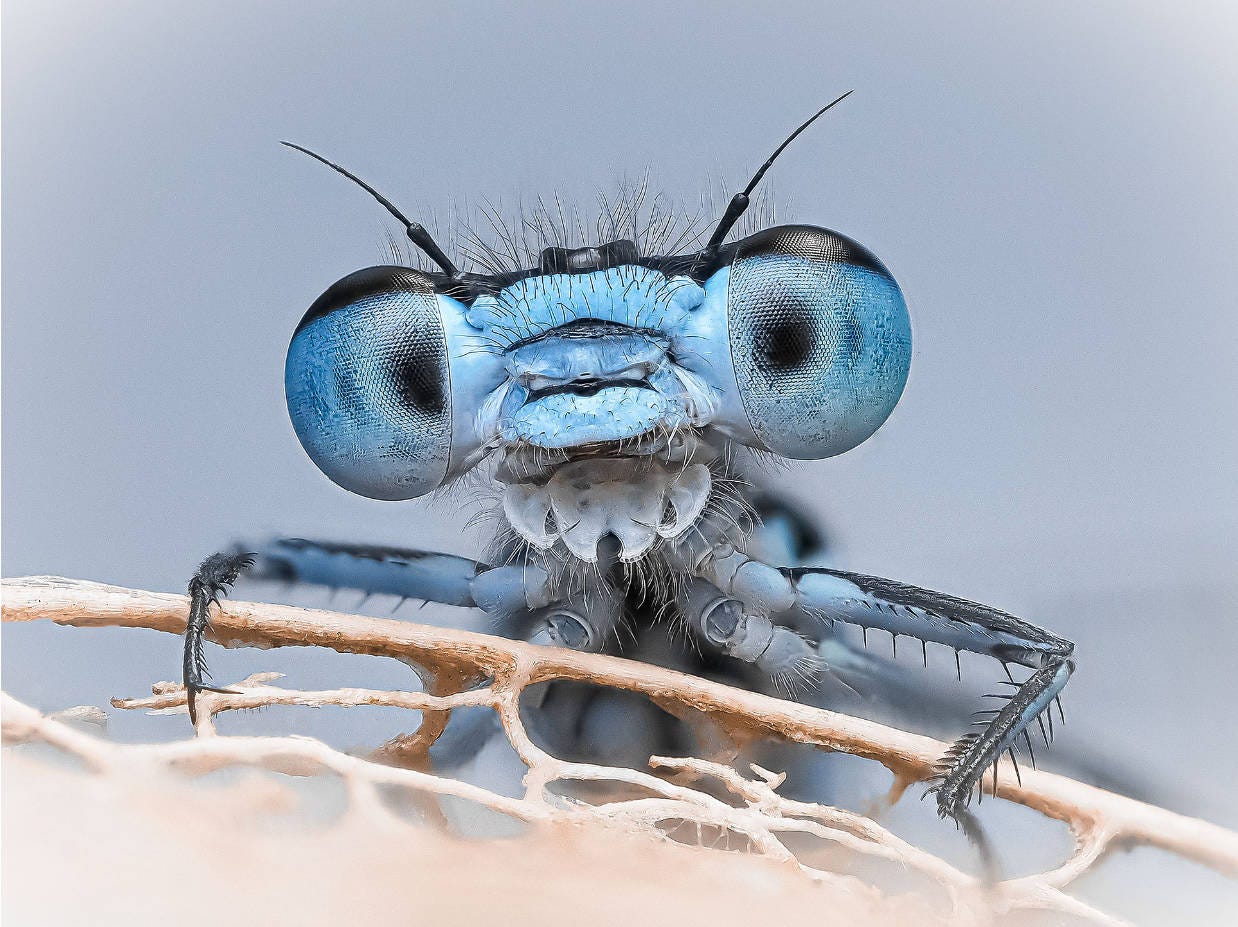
[281,95,909,560]
[285,225,910,557]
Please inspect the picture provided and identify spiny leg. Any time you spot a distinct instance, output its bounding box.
[184,551,255,724]
[184,538,626,724]
[183,540,539,727]
[786,568,1074,821]
[670,531,1076,822]
[253,538,566,625]
[250,537,638,653]
[183,538,660,780]
[251,538,485,609]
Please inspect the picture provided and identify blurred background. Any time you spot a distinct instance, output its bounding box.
[4,0,1236,916]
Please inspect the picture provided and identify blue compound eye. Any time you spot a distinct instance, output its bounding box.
[285,266,454,500]
[725,225,912,459]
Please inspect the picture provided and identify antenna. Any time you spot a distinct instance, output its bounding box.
[281,141,461,278]
[703,90,854,253]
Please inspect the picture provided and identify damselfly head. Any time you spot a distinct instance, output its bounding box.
[282,95,911,559]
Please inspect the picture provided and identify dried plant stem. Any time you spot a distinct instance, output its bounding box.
[4,575,1237,924]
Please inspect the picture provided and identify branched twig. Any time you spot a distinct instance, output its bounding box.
[4,575,1237,924]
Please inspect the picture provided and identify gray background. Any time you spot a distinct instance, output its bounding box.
[4,0,1236,897]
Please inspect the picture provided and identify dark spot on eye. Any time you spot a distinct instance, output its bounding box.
[390,340,445,413]
[756,312,815,370]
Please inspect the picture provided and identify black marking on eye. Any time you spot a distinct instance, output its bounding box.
[390,338,446,413]
[735,225,895,281]
[295,265,433,335]
[756,311,816,370]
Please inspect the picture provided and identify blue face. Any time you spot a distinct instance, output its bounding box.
[284,223,911,504]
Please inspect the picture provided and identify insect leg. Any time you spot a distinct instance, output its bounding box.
[252,538,484,607]
[182,540,557,726]
[785,567,1074,823]
[184,551,255,724]
[524,573,625,653]
[254,538,566,622]
[680,578,822,693]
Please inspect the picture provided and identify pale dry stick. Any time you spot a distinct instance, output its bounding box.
[116,668,947,888]
[4,687,953,918]
[4,574,1238,924]
[2,689,914,917]
[589,772,969,901]
[105,656,1126,920]
[4,687,1109,926]
[1,692,546,823]
[115,672,496,718]
[648,756,1126,925]
[114,669,979,911]
[650,755,966,879]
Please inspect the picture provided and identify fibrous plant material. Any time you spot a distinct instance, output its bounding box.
[4,575,1237,925]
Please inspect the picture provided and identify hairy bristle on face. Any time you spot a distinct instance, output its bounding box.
[380,180,778,275]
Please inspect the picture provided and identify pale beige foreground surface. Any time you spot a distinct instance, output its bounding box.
[3,751,939,927]
[4,576,1238,926]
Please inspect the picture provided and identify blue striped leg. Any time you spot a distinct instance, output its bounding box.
[677,540,1075,822]
[183,540,554,724]
[789,568,1074,820]
[251,538,484,608]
